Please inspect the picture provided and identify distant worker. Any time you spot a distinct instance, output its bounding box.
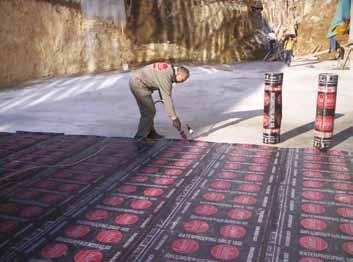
[129,62,190,142]
[267,31,277,53]
[283,35,296,66]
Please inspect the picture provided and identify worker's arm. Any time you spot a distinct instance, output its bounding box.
[157,76,177,120]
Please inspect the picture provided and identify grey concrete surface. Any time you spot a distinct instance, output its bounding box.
[0,61,352,152]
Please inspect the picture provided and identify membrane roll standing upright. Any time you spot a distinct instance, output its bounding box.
[313,73,338,150]
[263,73,283,144]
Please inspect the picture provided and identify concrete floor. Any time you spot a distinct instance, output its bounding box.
[0,61,352,151]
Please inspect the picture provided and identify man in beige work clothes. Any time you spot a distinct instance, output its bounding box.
[129,62,190,141]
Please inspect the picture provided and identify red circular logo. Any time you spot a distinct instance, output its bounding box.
[115,214,139,225]
[303,181,324,188]
[317,93,336,110]
[302,191,324,201]
[15,191,38,200]
[19,206,43,218]
[315,116,333,132]
[211,244,239,260]
[151,159,168,165]
[228,156,247,162]
[335,194,353,204]
[300,219,327,231]
[220,225,246,238]
[330,173,351,180]
[74,249,103,262]
[304,155,322,161]
[234,196,257,205]
[53,171,73,179]
[304,163,321,169]
[264,92,270,106]
[211,181,231,190]
[117,185,137,193]
[249,165,268,172]
[96,230,123,244]
[0,203,18,213]
[303,171,323,178]
[143,188,164,197]
[65,225,90,238]
[182,154,199,160]
[59,184,81,192]
[224,162,241,170]
[102,196,124,206]
[41,243,69,259]
[252,158,270,164]
[299,236,328,251]
[244,174,264,182]
[339,224,353,236]
[41,194,64,204]
[183,220,209,234]
[342,242,353,255]
[140,167,159,174]
[171,239,199,254]
[0,221,17,233]
[263,113,269,128]
[130,176,149,183]
[202,192,225,201]
[301,204,325,214]
[328,157,345,163]
[332,183,353,191]
[164,169,183,176]
[256,151,272,157]
[130,199,153,210]
[239,184,261,192]
[330,165,348,172]
[36,180,57,189]
[337,208,353,219]
[75,174,96,182]
[172,160,192,167]
[154,178,174,185]
[85,210,108,221]
[194,205,218,216]
[218,172,237,179]
[227,209,252,220]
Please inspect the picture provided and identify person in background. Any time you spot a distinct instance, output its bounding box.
[129,62,190,142]
[267,31,277,54]
[283,35,296,66]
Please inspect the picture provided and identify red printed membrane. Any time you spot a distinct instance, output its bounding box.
[211,244,239,260]
[171,239,199,254]
[65,225,91,238]
[41,243,69,259]
[114,213,139,225]
[74,249,104,262]
[299,236,328,251]
[183,220,210,234]
[96,229,123,244]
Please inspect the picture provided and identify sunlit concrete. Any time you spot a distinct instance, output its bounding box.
[0,61,352,151]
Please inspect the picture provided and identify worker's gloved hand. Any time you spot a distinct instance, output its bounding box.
[172,118,182,130]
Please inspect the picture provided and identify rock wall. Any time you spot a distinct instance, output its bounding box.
[126,0,263,64]
[0,0,132,87]
[261,0,339,56]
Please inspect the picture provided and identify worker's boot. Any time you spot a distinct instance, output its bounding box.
[147,130,165,139]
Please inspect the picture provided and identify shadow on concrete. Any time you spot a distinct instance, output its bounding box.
[194,109,263,138]
[331,126,353,149]
[291,60,321,67]
[281,113,344,142]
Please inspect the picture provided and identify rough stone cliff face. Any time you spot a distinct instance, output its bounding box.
[0,0,347,87]
[0,0,132,87]
[261,0,340,55]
